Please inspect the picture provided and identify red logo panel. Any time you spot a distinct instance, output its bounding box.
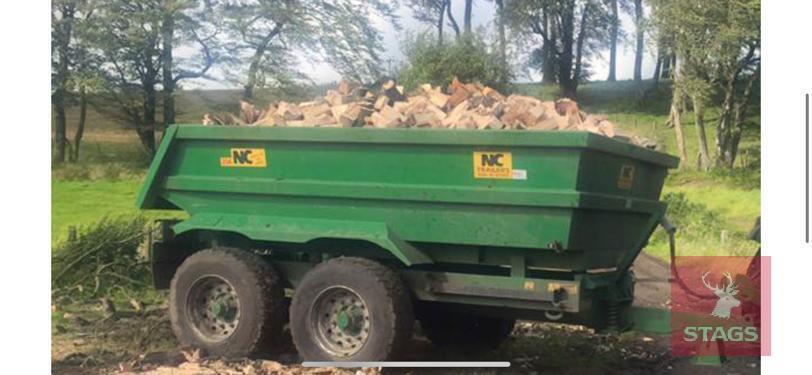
[670,256,770,357]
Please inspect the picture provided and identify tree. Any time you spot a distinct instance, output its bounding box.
[606,0,618,81]
[446,0,461,37]
[398,32,512,92]
[52,0,80,163]
[651,0,760,169]
[65,41,104,162]
[632,0,643,81]
[494,0,507,67]
[219,0,399,100]
[668,75,689,166]
[506,0,610,98]
[160,0,217,126]
[407,0,450,44]
[464,0,474,33]
[52,0,100,163]
[87,0,165,155]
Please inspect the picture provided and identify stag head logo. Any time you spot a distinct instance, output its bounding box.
[701,271,740,319]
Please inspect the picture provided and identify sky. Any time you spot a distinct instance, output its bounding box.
[189,1,658,90]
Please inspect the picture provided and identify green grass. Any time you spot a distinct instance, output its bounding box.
[664,185,760,233]
[51,178,142,243]
[51,177,184,244]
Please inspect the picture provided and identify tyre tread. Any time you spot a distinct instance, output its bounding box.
[290,257,413,360]
[169,247,285,357]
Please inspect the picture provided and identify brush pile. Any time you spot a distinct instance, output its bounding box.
[203,78,622,139]
[52,216,150,304]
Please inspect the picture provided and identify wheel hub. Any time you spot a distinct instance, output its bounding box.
[186,276,240,342]
[210,296,237,321]
[310,286,370,357]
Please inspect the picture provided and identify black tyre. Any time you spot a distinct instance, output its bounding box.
[419,310,515,352]
[169,248,286,358]
[289,257,414,361]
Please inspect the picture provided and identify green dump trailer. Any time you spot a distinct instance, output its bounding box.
[137,124,679,361]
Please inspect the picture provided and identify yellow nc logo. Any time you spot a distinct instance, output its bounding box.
[473,151,513,179]
[220,148,267,167]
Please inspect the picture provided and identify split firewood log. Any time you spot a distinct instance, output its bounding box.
[202,113,219,126]
[302,113,336,127]
[442,100,470,128]
[203,77,632,142]
[482,87,504,102]
[338,103,362,127]
[239,101,264,124]
[450,76,465,94]
[410,111,441,128]
[555,98,583,125]
[428,90,450,109]
[277,101,304,121]
[447,86,471,108]
[381,79,407,105]
[330,104,349,123]
[598,120,616,137]
[337,79,360,96]
[471,113,503,130]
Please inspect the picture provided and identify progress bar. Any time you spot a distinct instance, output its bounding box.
[302,361,511,368]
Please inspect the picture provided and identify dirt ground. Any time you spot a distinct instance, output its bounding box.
[51,254,761,374]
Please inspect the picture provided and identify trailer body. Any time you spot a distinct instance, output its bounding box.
[139,125,677,334]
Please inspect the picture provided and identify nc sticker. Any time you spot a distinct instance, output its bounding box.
[220,148,267,168]
[473,151,513,179]
[617,164,635,189]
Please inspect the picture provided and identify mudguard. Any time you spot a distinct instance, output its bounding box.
[171,213,433,266]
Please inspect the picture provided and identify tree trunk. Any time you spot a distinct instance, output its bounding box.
[495,0,505,66]
[70,87,87,162]
[244,51,263,100]
[728,65,760,167]
[633,0,644,82]
[607,0,618,82]
[53,3,76,164]
[437,0,446,44]
[693,97,711,171]
[670,90,688,167]
[243,25,283,101]
[660,53,672,79]
[561,3,588,99]
[715,75,736,167]
[139,77,158,156]
[540,10,556,84]
[161,11,176,125]
[463,0,473,33]
[652,51,663,83]
[557,5,576,98]
[446,0,460,38]
[53,91,68,164]
[670,58,688,166]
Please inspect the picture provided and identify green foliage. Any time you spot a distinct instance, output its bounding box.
[52,217,151,304]
[646,192,759,259]
[660,192,721,237]
[398,33,512,92]
[649,0,760,167]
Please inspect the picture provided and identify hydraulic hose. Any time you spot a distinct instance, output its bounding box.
[661,216,716,300]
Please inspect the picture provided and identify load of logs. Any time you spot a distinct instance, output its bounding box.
[202,77,621,139]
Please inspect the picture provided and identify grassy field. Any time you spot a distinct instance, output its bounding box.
[51,79,761,259]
